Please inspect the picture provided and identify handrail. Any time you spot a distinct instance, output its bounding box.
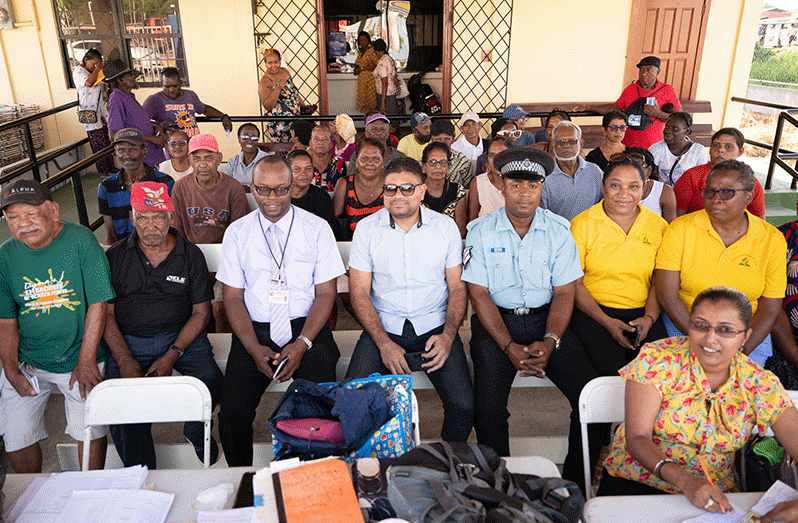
[0,101,78,133]
[0,138,90,185]
[767,109,798,189]
[730,96,797,111]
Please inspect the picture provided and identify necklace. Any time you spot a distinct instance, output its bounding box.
[358,178,381,198]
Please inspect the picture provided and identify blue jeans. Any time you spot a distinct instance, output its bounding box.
[345,320,475,442]
[104,331,224,469]
[661,312,772,366]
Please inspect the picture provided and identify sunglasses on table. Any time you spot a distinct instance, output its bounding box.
[383,183,423,196]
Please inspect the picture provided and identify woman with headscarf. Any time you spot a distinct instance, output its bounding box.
[331,114,357,161]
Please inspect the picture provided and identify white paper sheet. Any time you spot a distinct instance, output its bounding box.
[680,505,749,523]
[198,507,257,523]
[12,465,148,522]
[750,480,798,515]
[51,489,173,523]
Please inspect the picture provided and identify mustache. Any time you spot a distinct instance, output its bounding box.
[17,226,41,234]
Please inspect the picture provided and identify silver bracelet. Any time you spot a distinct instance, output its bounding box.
[297,334,313,350]
[653,458,675,479]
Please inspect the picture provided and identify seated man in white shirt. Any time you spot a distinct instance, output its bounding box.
[216,155,345,466]
[221,123,269,187]
[346,156,474,442]
[451,112,485,161]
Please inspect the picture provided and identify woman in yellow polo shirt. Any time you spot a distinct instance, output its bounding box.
[570,156,669,374]
[655,159,787,367]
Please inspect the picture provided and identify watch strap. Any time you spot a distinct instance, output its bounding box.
[543,332,561,350]
[297,335,312,350]
[169,344,185,358]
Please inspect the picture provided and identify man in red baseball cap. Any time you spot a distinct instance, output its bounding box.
[102,181,223,467]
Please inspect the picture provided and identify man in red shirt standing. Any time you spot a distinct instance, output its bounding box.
[588,56,681,149]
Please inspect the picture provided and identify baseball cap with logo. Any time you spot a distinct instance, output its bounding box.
[410,112,430,130]
[365,113,390,127]
[188,133,220,154]
[112,128,145,146]
[503,104,530,120]
[458,112,480,126]
[130,182,174,212]
[0,179,52,213]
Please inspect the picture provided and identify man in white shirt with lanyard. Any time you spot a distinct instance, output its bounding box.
[216,155,344,466]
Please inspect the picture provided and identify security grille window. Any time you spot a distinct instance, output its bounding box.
[53,0,187,88]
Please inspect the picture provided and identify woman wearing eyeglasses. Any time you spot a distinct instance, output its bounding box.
[157,129,193,181]
[649,111,707,185]
[570,156,669,376]
[586,111,629,172]
[655,159,787,368]
[421,142,467,237]
[600,286,798,513]
[468,136,512,223]
[332,136,386,240]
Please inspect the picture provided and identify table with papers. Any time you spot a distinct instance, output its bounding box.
[584,480,798,523]
[3,466,269,523]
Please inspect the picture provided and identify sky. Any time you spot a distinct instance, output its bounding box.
[767,1,798,10]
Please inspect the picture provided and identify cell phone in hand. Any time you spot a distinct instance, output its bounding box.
[623,326,644,349]
[272,357,288,380]
[633,328,644,348]
[404,352,427,372]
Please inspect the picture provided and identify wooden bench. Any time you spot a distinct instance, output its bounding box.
[518,101,714,149]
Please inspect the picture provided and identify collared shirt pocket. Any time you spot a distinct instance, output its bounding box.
[487,248,517,293]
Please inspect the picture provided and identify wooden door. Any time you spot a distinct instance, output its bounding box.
[624,0,710,100]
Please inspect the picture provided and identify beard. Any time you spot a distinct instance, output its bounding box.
[416,133,431,144]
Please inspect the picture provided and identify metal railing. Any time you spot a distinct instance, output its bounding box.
[730,96,798,189]
[0,100,114,229]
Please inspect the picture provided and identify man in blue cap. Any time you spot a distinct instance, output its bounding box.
[397,112,431,161]
[462,147,601,495]
[503,104,537,147]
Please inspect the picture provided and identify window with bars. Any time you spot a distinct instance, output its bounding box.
[53,0,187,88]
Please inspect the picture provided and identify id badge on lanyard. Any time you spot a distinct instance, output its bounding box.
[269,268,289,304]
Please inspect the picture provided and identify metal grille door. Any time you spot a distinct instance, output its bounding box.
[450,0,514,114]
[252,0,320,112]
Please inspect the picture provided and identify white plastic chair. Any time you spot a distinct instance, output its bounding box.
[578,376,625,500]
[83,376,213,471]
[411,390,421,446]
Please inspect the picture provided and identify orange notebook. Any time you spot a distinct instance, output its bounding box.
[274,458,364,523]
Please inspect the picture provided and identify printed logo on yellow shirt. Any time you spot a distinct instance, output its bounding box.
[19,269,81,316]
[735,255,757,269]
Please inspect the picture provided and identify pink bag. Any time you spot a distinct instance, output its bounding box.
[275,418,345,444]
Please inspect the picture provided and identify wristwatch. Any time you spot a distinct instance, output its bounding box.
[297,335,313,350]
[169,344,185,358]
[543,332,561,350]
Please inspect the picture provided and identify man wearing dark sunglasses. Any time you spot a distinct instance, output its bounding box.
[346,157,475,443]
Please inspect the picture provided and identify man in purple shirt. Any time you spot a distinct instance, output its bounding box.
[143,67,232,138]
[103,59,166,167]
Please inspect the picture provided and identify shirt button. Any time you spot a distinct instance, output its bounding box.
[519,245,523,249]
[520,270,524,274]
[522,293,526,297]
[496,264,500,267]
[542,260,547,265]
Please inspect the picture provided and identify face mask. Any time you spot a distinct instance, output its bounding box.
[416,133,431,144]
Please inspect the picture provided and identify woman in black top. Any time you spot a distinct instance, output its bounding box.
[421,141,467,237]
[287,150,341,239]
[586,110,628,172]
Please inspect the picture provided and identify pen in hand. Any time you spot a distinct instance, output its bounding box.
[698,455,726,514]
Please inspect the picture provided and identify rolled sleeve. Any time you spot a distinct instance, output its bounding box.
[216,224,245,289]
[550,232,583,287]
[461,226,488,287]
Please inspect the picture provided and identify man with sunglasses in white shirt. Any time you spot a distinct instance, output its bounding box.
[346,157,475,442]
[216,155,344,466]
[221,123,270,187]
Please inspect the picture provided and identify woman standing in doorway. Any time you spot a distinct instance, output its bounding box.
[354,32,379,114]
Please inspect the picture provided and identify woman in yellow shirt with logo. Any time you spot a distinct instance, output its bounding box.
[570,154,669,374]
[655,159,787,367]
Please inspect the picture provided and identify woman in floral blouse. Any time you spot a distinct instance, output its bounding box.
[600,287,798,515]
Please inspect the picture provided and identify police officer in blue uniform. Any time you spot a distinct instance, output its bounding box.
[462,148,602,494]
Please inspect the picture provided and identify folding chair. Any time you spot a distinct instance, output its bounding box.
[578,376,625,500]
[83,376,213,471]
[411,390,421,446]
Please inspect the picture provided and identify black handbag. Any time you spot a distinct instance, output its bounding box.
[738,434,798,491]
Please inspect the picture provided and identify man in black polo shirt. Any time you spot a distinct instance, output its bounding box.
[103,181,223,468]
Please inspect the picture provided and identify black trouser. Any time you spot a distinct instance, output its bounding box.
[469,310,604,495]
[345,319,475,442]
[597,469,666,496]
[570,305,668,377]
[218,317,339,466]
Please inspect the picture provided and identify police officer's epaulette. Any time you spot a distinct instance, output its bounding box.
[541,209,572,230]
[465,212,492,233]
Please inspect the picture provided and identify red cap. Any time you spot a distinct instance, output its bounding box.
[188,133,220,154]
[130,182,174,212]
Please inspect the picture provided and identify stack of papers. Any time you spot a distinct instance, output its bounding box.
[6,466,174,523]
[682,480,798,523]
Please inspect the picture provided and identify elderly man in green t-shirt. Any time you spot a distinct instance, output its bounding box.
[0,179,115,472]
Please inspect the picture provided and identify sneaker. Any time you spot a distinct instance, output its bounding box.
[191,437,220,466]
